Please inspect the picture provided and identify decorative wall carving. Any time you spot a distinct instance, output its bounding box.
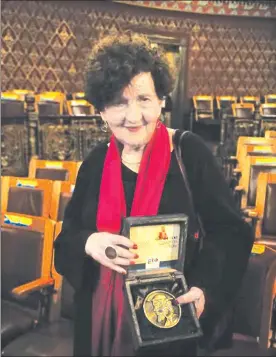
[1,118,29,176]
[2,0,276,97]
[115,1,276,18]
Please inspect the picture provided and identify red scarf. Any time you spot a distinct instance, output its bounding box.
[97,122,171,233]
[93,123,171,356]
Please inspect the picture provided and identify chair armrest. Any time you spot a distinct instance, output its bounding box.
[227,156,238,164]
[243,209,259,219]
[234,185,244,192]
[12,277,55,300]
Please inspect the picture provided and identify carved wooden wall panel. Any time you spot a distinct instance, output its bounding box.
[2,0,276,97]
[115,1,276,18]
[1,118,29,176]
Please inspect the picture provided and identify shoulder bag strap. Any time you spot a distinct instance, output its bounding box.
[173,131,205,246]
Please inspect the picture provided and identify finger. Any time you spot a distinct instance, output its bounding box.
[115,256,136,266]
[195,301,204,318]
[176,290,201,304]
[102,258,127,275]
[116,245,137,259]
[111,234,135,248]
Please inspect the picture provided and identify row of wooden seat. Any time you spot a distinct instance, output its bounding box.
[1,177,74,221]
[228,134,276,247]
[1,90,96,116]
[28,156,81,184]
[1,213,73,353]
[1,158,76,351]
[193,95,276,122]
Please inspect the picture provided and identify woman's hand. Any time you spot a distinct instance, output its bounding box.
[174,287,205,318]
[85,232,138,274]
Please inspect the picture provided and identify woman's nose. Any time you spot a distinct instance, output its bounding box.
[125,102,142,124]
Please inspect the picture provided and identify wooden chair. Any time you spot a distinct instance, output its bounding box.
[265,131,276,139]
[28,157,78,184]
[234,144,276,180]
[12,90,34,101]
[2,221,75,356]
[216,96,237,117]
[1,177,60,218]
[66,99,95,116]
[72,92,85,99]
[192,95,214,121]
[233,136,276,164]
[211,245,276,355]
[232,103,255,120]
[246,173,276,246]
[260,104,276,119]
[36,92,65,115]
[265,94,276,104]
[235,156,276,210]
[1,214,55,348]
[240,96,260,107]
[229,137,276,181]
[1,92,22,101]
[1,96,25,118]
[50,181,75,221]
[76,161,82,175]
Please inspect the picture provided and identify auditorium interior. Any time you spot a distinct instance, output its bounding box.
[1,0,276,356]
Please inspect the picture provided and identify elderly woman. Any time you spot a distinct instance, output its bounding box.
[54,33,253,356]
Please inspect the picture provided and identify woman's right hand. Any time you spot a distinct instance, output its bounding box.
[85,232,138,274]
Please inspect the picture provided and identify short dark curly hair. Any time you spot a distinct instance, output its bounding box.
[85,33,175,111]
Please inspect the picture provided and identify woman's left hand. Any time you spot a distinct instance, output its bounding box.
[175,287,205,318]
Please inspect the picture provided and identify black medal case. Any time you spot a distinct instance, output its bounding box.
[121,214,202,353]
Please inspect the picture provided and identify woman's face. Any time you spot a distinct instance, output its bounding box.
[100,72,163,148]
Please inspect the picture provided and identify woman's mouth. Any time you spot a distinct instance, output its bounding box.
[125,126,142,132]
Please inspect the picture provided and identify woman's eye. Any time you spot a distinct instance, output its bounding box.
[140,97,151,103]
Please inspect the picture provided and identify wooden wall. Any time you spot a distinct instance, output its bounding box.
[2,0,276,96]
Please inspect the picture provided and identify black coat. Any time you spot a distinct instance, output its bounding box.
[54,131,253,356]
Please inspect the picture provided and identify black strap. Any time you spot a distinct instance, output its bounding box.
[173,131,205,243]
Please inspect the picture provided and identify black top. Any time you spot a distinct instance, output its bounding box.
[54,130,253,356]
[122,164,137,216]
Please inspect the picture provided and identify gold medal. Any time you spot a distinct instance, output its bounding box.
[143,290,181,328]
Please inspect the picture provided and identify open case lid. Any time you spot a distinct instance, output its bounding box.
[121,214,188,279]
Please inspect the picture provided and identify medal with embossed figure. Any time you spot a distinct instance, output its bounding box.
[143,290,181,328]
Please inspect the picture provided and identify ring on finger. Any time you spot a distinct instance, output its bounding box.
[105,246,118,260]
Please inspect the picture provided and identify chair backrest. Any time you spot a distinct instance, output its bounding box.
[12,89,34,101]
[36,92,65,115]
[241,156,276,209]
[236,136,276,162]
[50,181,74,221]
[237,143,276,171]
[1,93,25,117]
[216,96,237,114]
[1,176,59,218]
[265,131,276,139]
[240,96,260,107]
[260,103,276,118]
[29,157,78,183]
[232,103,254,119]
[193,95,213,111]
[66,99,95,116]
[73,92,85,100]
[265,94,276,104]
[1,214,55,308]
[255,173,276,239]
[233,246,276,349]
[1,92,22,101]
